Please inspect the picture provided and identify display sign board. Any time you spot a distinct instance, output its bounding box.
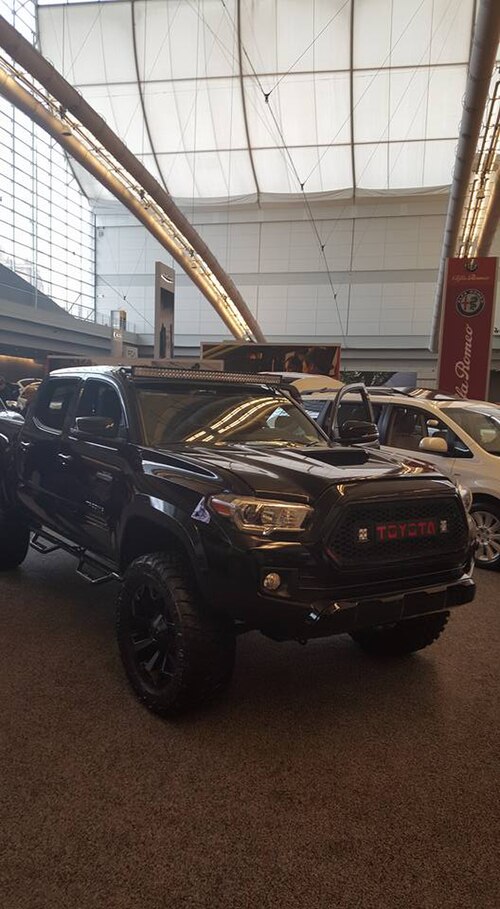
[154,262,175,360]
[437,257,497,400]
[110,309,126,358]
[201,343,341,378]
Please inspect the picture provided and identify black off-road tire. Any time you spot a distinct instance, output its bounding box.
[0,510,30,570]
[350,611,449,657]
[116,552,235,716]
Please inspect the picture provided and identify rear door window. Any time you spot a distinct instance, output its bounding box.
[74,379,126,439]
[387,406,428,451]
[33,379,79,433]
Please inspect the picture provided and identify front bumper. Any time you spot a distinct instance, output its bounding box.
[282,575,475,641]
[234,574,476,641]
[200,479,476,640]
[203,532,475,640]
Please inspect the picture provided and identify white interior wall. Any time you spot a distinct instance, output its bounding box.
[95,193,500,355]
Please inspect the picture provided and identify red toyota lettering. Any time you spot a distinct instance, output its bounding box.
[374,519,437,542]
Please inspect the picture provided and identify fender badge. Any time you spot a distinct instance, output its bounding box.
[191,498,211,524]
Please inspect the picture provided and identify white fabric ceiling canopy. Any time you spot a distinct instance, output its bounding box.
[37,0,476,203]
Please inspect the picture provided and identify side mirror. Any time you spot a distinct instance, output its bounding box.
[75,415,117,438]
[3,408,24,421]
[419,436,448,454]
[338,419,379,446]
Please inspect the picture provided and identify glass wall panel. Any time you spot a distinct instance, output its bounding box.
[0,0,95,321]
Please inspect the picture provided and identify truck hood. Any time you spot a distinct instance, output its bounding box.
[160,444,442,502]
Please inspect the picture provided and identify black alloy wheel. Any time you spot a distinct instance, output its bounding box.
[127,582,178,691]
[117,552,235,716]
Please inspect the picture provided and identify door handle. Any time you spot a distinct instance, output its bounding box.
[19,440,31,451]
[58,453,73,468]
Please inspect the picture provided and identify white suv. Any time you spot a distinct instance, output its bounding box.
[299,386,500,570]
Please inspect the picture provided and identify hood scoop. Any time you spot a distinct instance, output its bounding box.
[299,447,369,466]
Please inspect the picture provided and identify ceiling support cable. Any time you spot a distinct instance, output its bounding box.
[130,0,170,195]
[349,0,356,199]
[236,0,260,205]
[0,14,264,343]
[429,0,500,352]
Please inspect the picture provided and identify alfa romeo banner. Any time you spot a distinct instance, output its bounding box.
[437,257,498,400]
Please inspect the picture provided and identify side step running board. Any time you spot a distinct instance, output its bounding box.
[76,557,119,586]
[30,531,120,585]
[31,533,60,555]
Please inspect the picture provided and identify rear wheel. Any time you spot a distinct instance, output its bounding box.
[0,510,30,570]
[470,501,500,570]
[116,552,235,716]
[350,611,449,657]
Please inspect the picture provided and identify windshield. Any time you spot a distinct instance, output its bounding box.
[448,406,500,455]
[136,386,325,448]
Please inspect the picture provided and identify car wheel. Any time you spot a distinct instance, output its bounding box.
[470,502,500,570]
[350,611,449,657]
[0,510,30,570]
[116,551,235,716]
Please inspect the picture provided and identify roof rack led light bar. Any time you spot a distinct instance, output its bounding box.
[0,15,265,344]
[130,366,282,385]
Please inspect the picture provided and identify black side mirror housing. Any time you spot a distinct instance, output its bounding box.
[337,419,380,446]
[329,383,380,447]
[75,416,117,438]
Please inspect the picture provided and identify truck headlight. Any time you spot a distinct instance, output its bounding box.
[210,494,312,534]
[458,484,472,512]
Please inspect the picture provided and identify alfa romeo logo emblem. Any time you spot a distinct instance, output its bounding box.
[455,289,485,317]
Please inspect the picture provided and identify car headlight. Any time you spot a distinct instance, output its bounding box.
[458,484,472,512]
[210,494,312,534]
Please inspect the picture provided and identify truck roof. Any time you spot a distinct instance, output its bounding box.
[50,365,123,377]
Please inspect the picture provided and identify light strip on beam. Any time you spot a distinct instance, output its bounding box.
[457,72,500,259]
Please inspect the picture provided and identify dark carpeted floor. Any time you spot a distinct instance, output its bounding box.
[0,549,498,909]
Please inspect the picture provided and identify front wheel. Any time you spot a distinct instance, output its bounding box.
[350,611,449,657]
[470,501,500,570]
[116,552,235,716]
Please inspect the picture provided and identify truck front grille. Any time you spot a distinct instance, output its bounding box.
[327,497,468,569]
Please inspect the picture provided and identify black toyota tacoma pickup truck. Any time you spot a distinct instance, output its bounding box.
[0,366,475,716]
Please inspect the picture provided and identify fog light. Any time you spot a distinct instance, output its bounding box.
[263,572,281,591]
